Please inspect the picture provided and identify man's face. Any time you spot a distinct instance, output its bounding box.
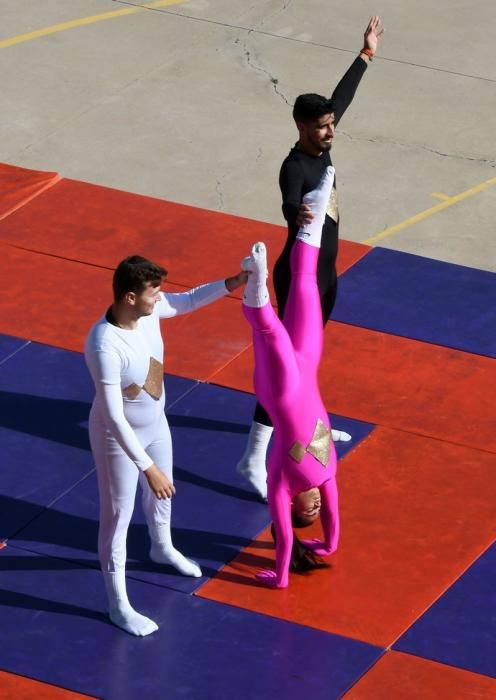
[298,113,335,155]
[132,282,162,317]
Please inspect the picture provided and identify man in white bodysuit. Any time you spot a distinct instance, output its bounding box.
[85,255,247,636]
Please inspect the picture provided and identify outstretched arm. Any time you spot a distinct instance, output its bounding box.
[331,15,384,125]
[256,484,293,589]
[157,272,247,319]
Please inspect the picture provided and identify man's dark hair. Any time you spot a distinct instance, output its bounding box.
[292,93,334,123]
[113,255,167,301]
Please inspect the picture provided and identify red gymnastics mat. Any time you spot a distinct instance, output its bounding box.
[341,651,496,699]
[0,244,251,379]
[0,163,60,221]
[0,671,96,700]
[0,176,371,300]
[197,426,496,647]
[211,321,496,454]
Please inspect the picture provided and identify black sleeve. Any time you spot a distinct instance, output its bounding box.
[279,159,305,227]
[330,56,367,126]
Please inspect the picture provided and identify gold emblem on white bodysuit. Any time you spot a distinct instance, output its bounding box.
[123,357,163,401]
[289,418,331,467]
[326,186,339,223]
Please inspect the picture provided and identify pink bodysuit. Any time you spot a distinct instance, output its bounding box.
[243,240,339,588]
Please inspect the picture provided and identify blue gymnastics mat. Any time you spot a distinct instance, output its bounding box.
[0,334,28,363]
[394,542,496,678]
[9,381,271,594]
[3,334,374,594]
[0,544,383,700]
[332,247,496,357]
[0,336,197,539]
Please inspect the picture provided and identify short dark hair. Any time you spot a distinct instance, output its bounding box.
[113,255,167,301]
[292,93,334,123]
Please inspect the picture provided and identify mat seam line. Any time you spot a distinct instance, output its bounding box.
[5,468,96,544]
[0,174,61,223]
[0,340,31,366]
[3,539,201,596]
[387,537,496,652]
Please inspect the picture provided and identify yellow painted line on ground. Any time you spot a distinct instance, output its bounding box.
[0,1,184,49]
[363,175,496,246]
[431,192,452,201]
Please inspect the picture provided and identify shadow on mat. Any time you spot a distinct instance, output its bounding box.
[0,495,268,580]
[0,390,91,450]
[0,586,107,623]
[168,413,250,435]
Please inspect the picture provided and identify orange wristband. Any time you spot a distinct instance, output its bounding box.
[360,47,374,59]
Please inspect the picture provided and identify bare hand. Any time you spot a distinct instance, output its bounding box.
[363,15,384,54]
[144,464,176,500]
[225,270,249,292]
[296,203,314,228]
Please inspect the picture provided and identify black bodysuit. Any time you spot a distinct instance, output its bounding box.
[255,56,367,426]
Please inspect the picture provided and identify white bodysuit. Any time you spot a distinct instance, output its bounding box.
[85,281,227,575]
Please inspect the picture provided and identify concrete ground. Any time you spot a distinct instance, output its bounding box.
[1,0,495,271]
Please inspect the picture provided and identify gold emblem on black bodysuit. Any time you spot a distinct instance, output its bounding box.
[289,418,331,467]
[326,186,339,223]
[123,357,163,401]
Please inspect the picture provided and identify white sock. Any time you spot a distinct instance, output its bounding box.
[149,525,202,578]
[241,242,269,308]
[236,421,273,500]
[103,571,158,637]
[331,428,352,443]
[296,166,335,247]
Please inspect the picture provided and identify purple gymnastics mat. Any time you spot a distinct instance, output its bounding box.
[3,334,373,593]
[0,544,382,700]
[332,247,496,357]
[0,336,196,539]
[394,542,496,678]
[9,379,271,594]
[0,334,29,363]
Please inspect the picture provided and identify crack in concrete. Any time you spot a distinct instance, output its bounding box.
[235,36,291,106]
[137,4,496,85]
[215,179,225,210]
[339,130,496,168]
[256,0,294,29]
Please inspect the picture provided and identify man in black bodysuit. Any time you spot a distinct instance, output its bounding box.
[238,16,384,500]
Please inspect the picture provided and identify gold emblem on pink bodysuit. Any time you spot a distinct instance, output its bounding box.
[289,418,331,467]
[123,357,163,401]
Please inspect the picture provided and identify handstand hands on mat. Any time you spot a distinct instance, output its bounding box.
[85,258,247,635]
[242,167,339,589]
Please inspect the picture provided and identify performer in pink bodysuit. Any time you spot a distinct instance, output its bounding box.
[242,166,338,589]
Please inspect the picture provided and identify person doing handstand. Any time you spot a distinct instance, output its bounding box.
[241,167,338,588]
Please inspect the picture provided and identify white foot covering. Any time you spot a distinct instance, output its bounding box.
[241,242,269,308]
[331,428,352,443]
[236,421,272,500]
[150,542,202,578]
[296,166,335,247]
[109,601,159,637]
[104,571,158,637]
